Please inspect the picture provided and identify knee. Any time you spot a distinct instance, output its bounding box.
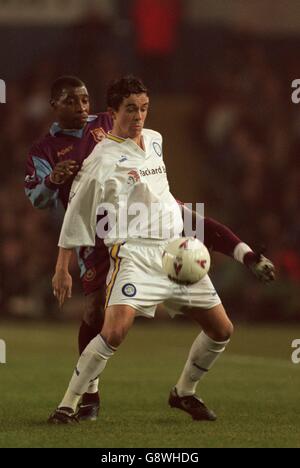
[220,321,234,341]
[206,321,234,342]
[100,305,135,348]
[101,329,125,348]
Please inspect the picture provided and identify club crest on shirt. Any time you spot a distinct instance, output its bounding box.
[84,268,96,282]
[153,141,162,157]
[90,127,106,143]
[122,283,137,297]
[127,169,141,185]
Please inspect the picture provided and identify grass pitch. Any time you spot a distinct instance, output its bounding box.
[0,320,299,448]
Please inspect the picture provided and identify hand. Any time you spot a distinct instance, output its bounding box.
[52,269,72,308]
[49,160,79,185]
[249,254,276,283]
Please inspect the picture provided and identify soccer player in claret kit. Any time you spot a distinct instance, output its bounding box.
[48,76,275,424]
[24,76,113,421]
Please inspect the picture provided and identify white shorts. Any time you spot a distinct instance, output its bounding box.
[105,240,221,318]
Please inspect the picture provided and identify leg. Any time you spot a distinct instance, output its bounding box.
[48,305,136,424]
[78,241,110,354]
[77,288,105,420]
[169,304,233,421]
[79,288,105,354]
[183,303,234,341]
[101,304,136,348]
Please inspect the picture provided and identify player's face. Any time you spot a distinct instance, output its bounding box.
[52,86,90,129]
[112,93,149,140]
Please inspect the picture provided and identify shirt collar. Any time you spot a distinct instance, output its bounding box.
[107,131,149,158]
[49,115,98,137]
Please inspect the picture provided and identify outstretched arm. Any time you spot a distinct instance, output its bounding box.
[180,204,275,283]
[203,217,275,283]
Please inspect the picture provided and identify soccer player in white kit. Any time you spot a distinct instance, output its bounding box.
[48,76,275,424]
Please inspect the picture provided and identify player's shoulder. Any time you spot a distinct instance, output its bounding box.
[88,112,113,131]
[79,148,118,187]
[28,133,53,156]
[81,137,118,172]
[143,128,163,142]
[98,134,127,157]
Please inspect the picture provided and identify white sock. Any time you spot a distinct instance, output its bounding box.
[175,331,230,397]
[59,334,116,411]
[86,378,99,395]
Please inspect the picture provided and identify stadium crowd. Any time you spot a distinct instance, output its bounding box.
[189,39,300,319]
[0,8,299,320]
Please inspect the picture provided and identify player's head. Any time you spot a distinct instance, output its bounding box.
[50,75,90,129]
[106,75,149,140]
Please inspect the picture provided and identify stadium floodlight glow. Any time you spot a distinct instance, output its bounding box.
[0,339,6,364]
[0,79,6,103]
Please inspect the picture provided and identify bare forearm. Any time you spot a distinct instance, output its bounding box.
[55,247,74,272]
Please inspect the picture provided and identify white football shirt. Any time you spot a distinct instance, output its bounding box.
[58,129,183,248]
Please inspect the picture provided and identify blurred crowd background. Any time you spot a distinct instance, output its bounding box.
[0,0,299,321]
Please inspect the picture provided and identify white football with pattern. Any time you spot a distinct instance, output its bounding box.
[162,237,211,284]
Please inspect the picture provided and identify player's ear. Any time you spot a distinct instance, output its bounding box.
[107,107,116,121]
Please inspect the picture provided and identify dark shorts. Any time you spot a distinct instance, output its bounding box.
[79,242,110,296]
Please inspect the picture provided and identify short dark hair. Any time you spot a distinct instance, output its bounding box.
[106,75,148,111]
[50,75,86,100]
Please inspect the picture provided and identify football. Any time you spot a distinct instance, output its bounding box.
[162,237,210,284]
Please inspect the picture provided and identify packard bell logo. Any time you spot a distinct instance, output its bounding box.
[0,79,6,103]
